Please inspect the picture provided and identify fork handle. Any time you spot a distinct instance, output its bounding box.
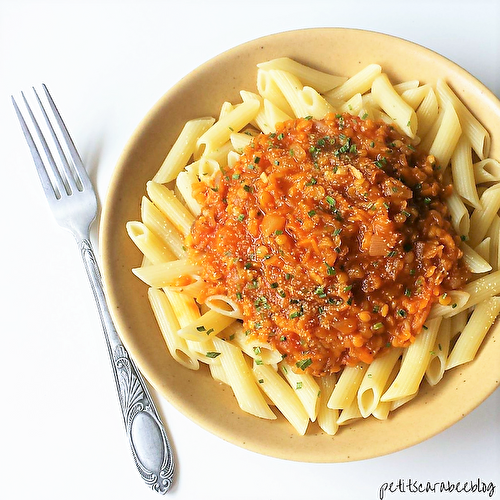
[77,235,175,494]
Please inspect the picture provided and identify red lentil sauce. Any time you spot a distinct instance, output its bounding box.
[185,113,469,376]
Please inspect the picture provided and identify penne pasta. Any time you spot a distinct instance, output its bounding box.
[279,361,320,421]
[451,135,480,208]
[324,63,381,102]
[253,362,309,435]
[428,103,462,170]
[153,117,215,183]
[473,158,500,185]
[327,364,368,410]
[468,183,500,247]
[148,288,200,370]
[140,196,186,259]
[446,297,500,370]
[381,318,441,402]
[425,317,452,386]
[126,221,176,264]
[357,347,403,418]
[212,337,276,419]
[371,73,418,138]
[132,259,202,288]
[316,374,339,435]
[196,100,260,157]
[257,57,347,93]
[436,79,490,160]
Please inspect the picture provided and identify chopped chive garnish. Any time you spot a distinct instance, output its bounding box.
[325,196,336,207]
[206,351,220,358]
[296,358,312,371]
[325,263,336,276]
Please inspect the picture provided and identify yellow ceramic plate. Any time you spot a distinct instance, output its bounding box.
[100,28,500,462]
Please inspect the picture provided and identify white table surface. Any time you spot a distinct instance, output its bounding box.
[2,1,500,499]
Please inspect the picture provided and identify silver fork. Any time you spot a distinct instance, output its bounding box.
[12,85,175,494]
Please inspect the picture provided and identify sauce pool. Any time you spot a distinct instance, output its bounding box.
[185,113,469,376]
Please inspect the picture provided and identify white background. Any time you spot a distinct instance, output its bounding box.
[1,1,500,499]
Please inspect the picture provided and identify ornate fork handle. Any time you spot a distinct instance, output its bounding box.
[79,235,174,494]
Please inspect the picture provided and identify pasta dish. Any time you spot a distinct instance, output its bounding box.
[127,58,500,435]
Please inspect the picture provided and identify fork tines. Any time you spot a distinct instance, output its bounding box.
[12,85,88,201]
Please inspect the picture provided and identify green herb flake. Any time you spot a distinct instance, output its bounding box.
[206,351,221,358]
[325,196,336,207]
[296,358,312,371]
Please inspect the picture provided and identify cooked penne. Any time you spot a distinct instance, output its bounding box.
[381,318,441,402]
[425,317,451,386]
[148,288,200,370]
[357,347,403,418]
[324,63,381,102]
[225,322,282,365]
[415,86,439,139]
[263,98,293,131]
[474,237,491,263]
[175,169,202,217]
[428,103,462,170]
[446,297,500,369]
[153,117,215,183]
[445,188,470,238]
[442,270,500,316]
[468,183,500,247]
[371,362,401,420]
[147,181,195,237]
[177,309,235,341]
[473,158,500,184]
[460,242,492,274]
[126,221,176,264]
[451,135,480,208]
[256,69,295,117]
[371,73,417,138]
[400,83,429,109]
[253,362,309,435]
[279,361,320,421]
[267,69,335,119]
[316,374,339,435]
[132,259,202,288]
[196,100,260,157]
[436,79,490,160]
[141,196,186,258]
[336,398,362,425]
[327,364,368,410]
[211,337,276,419]
[257,57,347,93]
[486,216,500,271]
[240,91,273,134]
[428,290,470,319]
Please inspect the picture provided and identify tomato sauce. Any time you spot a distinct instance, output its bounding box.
[185,113,469,376]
